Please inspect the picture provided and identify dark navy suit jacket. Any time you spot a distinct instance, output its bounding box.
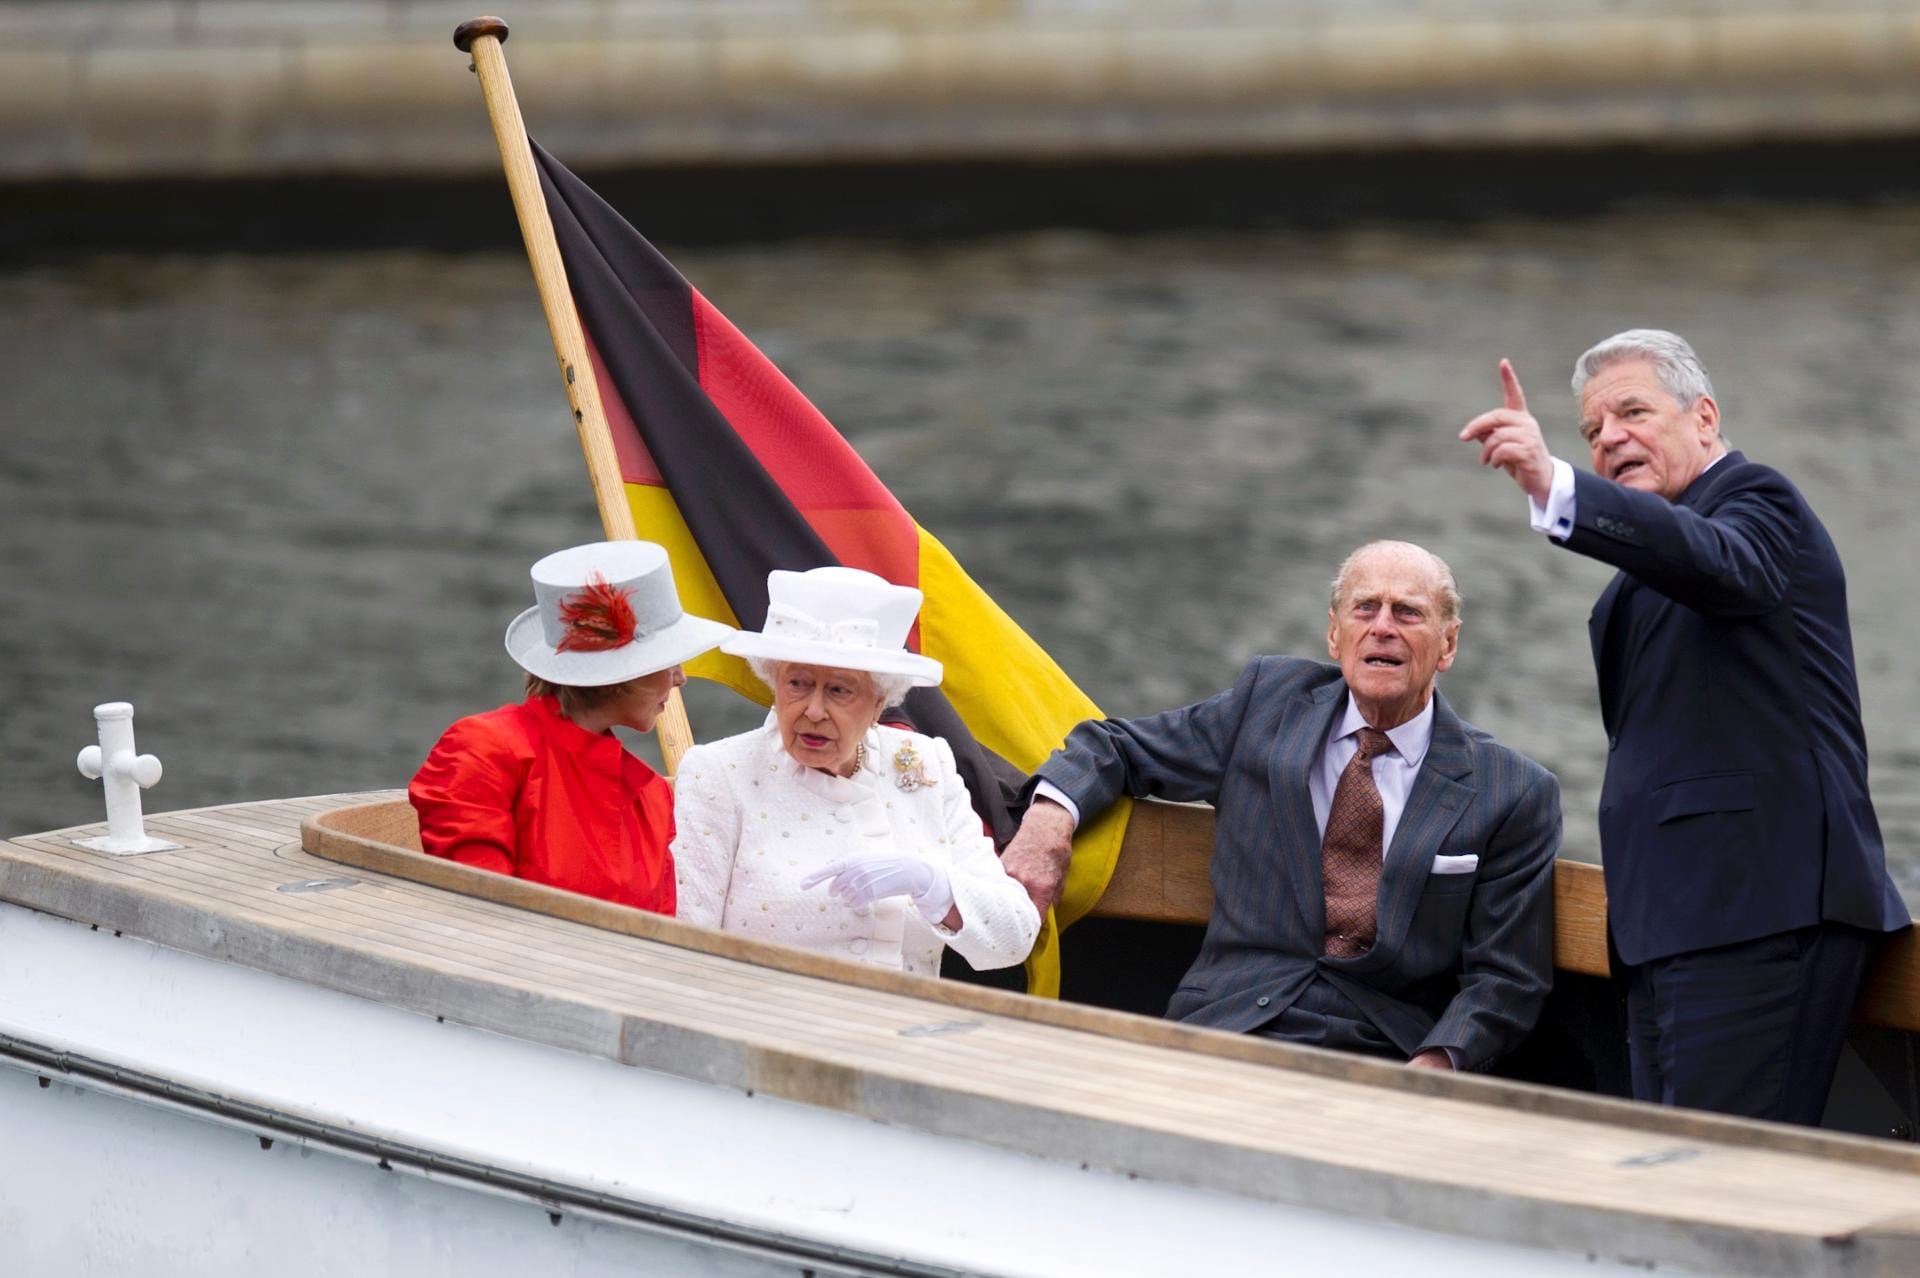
[1032,657,1560,1072]
[1565,452,1909,966]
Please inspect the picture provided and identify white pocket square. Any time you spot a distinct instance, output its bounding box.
[1430,854,1480,876]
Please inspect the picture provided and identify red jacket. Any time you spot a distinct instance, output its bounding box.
[409,695,676,914]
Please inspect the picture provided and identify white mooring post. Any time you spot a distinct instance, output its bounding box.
[74,702,178,855]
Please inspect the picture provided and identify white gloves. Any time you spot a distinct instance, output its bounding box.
[800,851,956,925]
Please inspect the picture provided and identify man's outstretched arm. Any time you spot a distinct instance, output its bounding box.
[1001,657,1265,916]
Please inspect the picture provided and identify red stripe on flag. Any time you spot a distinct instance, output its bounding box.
[689,290,920,591]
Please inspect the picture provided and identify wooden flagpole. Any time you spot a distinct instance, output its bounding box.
[453,16,696,775]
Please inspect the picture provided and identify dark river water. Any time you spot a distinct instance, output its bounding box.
[7,197,1920,905]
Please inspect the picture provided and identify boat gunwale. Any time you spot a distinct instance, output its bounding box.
[292,791,1920,1176]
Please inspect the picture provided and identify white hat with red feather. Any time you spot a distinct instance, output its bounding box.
[504,541,733,687]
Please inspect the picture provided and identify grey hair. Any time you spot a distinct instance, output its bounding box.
[745,657,914,711]
[1328,540,1462,624]
[1571,328,1715,408]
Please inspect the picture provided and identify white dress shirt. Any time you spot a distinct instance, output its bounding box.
[1035,693,1435,857]
[1309,694,1434,854]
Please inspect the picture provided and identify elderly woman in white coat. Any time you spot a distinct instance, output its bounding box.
[670,566,1039,975]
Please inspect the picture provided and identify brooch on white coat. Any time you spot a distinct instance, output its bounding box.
[891,742,935,792]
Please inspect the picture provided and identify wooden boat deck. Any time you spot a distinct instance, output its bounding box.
[6,794,1920,1276]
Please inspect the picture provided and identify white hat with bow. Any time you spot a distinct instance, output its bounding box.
[721,566,942,686]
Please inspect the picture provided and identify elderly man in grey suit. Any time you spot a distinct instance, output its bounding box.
[1003,541,1561,1071]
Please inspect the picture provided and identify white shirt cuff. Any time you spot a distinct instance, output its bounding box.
[1031,780,1081,830]
[1527,457,1576,541]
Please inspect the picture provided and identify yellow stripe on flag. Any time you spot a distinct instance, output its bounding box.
[625,482,767,707]
[916,526,1132,998]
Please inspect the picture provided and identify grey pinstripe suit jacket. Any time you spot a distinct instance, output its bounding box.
[1033,656,1561,1071]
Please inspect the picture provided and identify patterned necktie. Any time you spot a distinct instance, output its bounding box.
[1322,726,1393,957]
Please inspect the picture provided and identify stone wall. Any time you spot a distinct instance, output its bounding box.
[5,1,1920,179]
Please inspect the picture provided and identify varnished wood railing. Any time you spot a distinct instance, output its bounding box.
[1095,799,1920,1032]
[307,796,1920,1033]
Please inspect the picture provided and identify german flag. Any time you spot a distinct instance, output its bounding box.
[533,142,1128,997]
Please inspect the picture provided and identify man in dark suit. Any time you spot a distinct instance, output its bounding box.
[1002,541,1561,1072]
[1460,328,1910,1121]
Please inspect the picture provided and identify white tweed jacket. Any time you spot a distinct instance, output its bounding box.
[671,721,1040,976]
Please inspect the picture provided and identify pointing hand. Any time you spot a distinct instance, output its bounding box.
[1458,359,1554,505]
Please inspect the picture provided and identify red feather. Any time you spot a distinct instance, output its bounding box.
[556,573,638,653]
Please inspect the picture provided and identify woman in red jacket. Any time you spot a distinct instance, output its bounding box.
[409,540,732,913]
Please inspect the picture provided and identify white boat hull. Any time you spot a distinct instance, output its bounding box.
[0,902,1631,1277]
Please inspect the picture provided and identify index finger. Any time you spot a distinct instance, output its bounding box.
[1499,358,1528,414]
